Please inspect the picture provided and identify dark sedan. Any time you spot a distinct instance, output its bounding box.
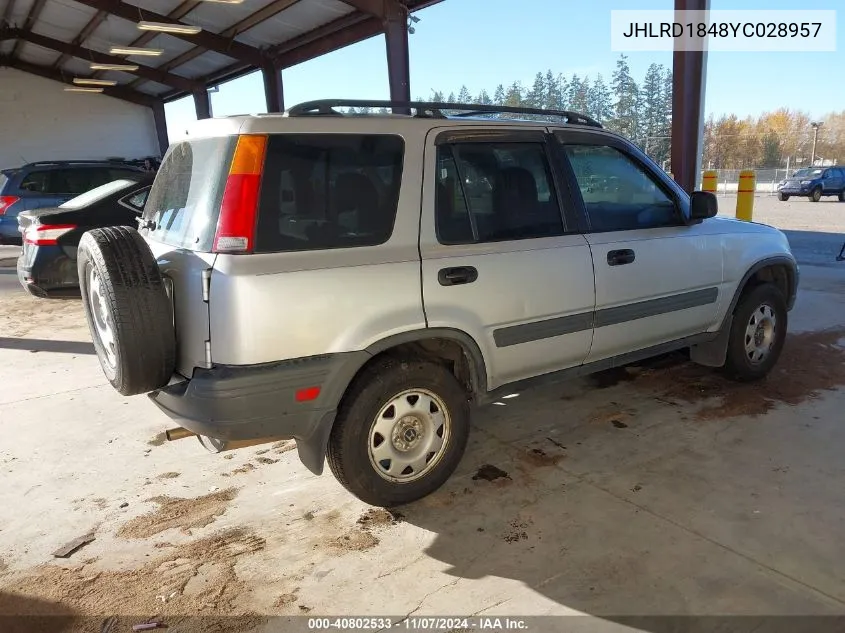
[17,175,153,299]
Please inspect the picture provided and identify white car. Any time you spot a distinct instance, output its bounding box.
[75,100,799,507]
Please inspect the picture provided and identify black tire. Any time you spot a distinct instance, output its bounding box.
[77,226,175,396]
[721,283,787,382]
[327,358,470,507]
[810,187,822,202]
[839,190,845,202]
[777,192,789,201]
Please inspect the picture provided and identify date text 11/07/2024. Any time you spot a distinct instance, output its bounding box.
[307,617,529,630]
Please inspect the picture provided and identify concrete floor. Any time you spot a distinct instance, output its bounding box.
[0,200,844,631]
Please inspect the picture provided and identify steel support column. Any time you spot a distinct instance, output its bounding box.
[152,101,169,156]
[193,87,211,120]
[383,4,410,113]
[262,62,284,113]
[671,0,710,193]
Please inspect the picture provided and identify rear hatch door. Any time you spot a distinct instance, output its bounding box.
[139,137,234,378]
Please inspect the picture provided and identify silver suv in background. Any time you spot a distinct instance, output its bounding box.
[76,100,798,507]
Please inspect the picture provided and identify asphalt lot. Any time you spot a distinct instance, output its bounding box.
[0,194,844,632]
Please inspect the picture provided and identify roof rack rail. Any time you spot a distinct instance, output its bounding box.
[287,99,602,128]
[24,159,134,167]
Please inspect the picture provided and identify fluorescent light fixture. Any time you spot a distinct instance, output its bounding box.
[64,87,104,93]
[108,46,164,56]
[137,20,202,35]
[89,63,140,71]
[73,78,117,86]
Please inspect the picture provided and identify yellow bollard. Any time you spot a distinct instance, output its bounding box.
[736,169,755,222]
[702,169,718,193]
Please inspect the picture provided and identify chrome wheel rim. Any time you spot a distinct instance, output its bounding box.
[744,303,777,364]
[367,388,451,483]
[87,266,117,370]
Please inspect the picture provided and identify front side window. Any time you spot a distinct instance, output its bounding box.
[254,134,404,253]
[435,142,563,244]
[563,144,679,232]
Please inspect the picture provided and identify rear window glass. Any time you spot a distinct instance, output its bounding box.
[60,179,138,209]
[254,134,404,253]
[143,138,234,251]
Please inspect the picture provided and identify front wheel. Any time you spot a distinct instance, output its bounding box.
[721,283,787,382]
[327,358,470,506]
[777,192,789,201]
[810,187,822,202]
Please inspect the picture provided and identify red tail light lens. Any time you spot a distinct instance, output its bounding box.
[0,196,20,215]
[24,224,77,246]
[213,134,267,253]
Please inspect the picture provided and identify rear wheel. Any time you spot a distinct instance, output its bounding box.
[327,358,470,506]
[810,187,822,202]
[77,226,175,396]
[721,283,787,382]
[777,192,789,201]
[839,190,845,202]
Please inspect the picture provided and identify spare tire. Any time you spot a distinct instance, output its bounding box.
[77,226,175,396]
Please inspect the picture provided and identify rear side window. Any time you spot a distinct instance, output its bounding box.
[143,138,234,251]
[19,170,50,193]
[254,134,404,253]
[0,171,11,192]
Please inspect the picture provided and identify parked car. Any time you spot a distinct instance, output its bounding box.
[0,160,145,244]
[17,175,153,299]
[75,100,798,507]
[777,166,845,202]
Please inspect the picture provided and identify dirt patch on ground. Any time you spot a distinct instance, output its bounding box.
[147,433,167,447]
[472,464,511,482]
[518,447,565,468]
[0,293,86,338]
[356,508,403,529]
[2,528,266,631]
[327,531,379,553]
[503,516,533,544]
[116,489,237,539]
[255,457,278,465]
[628,329,845,420]
[222,464,256,478]
[272,440,296,454]
[588,408,634,427]
[157,472,180,480]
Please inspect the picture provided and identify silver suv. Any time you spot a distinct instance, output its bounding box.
[77,100,799,507]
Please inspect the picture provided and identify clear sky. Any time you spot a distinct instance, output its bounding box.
[163,0,843,138]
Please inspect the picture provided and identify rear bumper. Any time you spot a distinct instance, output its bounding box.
[16,248,81,299]
[147,350,370,474]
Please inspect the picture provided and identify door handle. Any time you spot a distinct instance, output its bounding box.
[438,266,478,286]
[607,249,635,266]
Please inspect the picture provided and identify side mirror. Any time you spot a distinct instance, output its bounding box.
[689,190,718,222]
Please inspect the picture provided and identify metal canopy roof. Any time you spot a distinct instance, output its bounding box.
[0,0,439,106]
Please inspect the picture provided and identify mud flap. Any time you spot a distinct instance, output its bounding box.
[690,317,732,368]
[296,410,338,475]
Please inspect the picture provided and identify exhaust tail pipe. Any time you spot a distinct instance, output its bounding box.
[165,427,196,441]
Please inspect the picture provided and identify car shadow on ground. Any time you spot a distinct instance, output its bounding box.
[0,591,78,633]
[392,353,844,627]
[0,337,94,355]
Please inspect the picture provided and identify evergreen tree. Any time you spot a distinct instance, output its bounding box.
[504,82,524,107]
[569,74,590,115]
[526,72,545,108]
[477,89,492,105]
[557,73,569,109]
[611,54,640,139]
[447,91,456,103]
[430,90,445,102]
[589,73,613,123]
[544,70,559,110]
[660,70,673,165]
[493,84,506,105]
[457,85,472,103]
[639,63,664,157]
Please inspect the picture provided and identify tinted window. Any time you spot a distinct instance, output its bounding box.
[254,134,404,253]
[121,187,150,212]
[0,170,11,193]
[563,144,679,232]
[435,142,563,244]
[143,138,234,251]
[19,170,50,193]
